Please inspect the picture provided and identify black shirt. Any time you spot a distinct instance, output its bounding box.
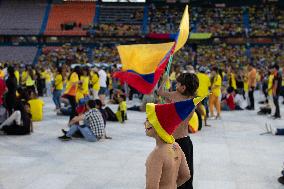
[273,72,282,95]
[6,76,17,96]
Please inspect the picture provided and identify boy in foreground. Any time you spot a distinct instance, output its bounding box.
[145,96,205,189]
[158,73,199,189]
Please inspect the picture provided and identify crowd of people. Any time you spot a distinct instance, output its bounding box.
[39,44,89,66]
[193,7,244,37]
[196,44,248,67]
[95,24,141,36]
[148,5,182,33]
[0,52,284,186]
[249,5,284,37]
[93,45,120,64]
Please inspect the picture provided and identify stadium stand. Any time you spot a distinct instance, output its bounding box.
[149,5,183,34]
[95,5,143,36]
[196,45,247,66]
[45,2,96,36]
[249,5,284,37]
[39,45,89,65]
[0,0,47,35]
[193,7,244,37]
[0,46,38,65]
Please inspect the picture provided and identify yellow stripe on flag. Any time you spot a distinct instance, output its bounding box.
[174,5,189,53]
[117,42,174,74]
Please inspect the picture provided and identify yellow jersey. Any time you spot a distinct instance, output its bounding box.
[268,74,274,96]
[14,70,20,84]
[212,74,222,97]
[80,76,89,95]
[64,72,79,96]
[230,73,237,90]
[196,73,210,97]
[54,74,63,90]
[91,73,100,91]
[28,98,44,121]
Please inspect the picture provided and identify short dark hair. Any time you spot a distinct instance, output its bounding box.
[176,73,199,96]
[119,94,126,101]
[212,67,218,72]
[227,87,234,94]
[87,100,97,109]
[273,64,279,71]
[95,99,103,109]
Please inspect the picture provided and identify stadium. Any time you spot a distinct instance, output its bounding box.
[0,0,284,188]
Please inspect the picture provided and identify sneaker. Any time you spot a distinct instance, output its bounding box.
[215,115,221,120]
[278,176,284,185]
[58,135,72,141]
[271,126,277,135]
[105,136,112,139]
[61,129,67,135]
[208,116,216,120]
[272,116,281,120]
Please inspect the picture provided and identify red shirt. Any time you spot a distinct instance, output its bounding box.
[0,79,6,105]
[226,94,235,110]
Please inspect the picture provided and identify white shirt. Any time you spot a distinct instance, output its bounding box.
[234,94,247,109]
[98,69,107,88]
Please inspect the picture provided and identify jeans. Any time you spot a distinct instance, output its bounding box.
[65,95,77,121]
[53,90,62,109]
[248,87,255,109]
[273,95,280,117]
[276,128,284,135]
[46,82,52,97]
[66,124,97,142]
[201,97,209,117]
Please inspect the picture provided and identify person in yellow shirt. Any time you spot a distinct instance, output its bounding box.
[26,68,36,92]
[90,69,100,100]
[63,66,80,120]
[209,67,222,119]
[0,66,5,79]
[267,66,275,116]
[28,91,44,121]
[228,67,237,90]
[196,66,211,126]
[53,67,63,110]
[105,94,127,123]
[79,67,90,97]
[247,63,257,110]
[14,65,20,85]
[21,66,28,86]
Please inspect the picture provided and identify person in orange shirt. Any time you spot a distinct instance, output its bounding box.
[247,63,257,110]
[63,66,80,120]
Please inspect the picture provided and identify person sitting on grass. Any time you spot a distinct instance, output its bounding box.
[58,100,105,142]
[105,94,127,123]
[221,87,236,111]
[128,93,157,112]
[28,91,44,121]
[94,99,112,139]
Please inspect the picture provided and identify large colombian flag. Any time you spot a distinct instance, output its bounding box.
[146,96,206,144]
[113,5,189,94]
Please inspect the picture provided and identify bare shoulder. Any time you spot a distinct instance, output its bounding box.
[148,147,166,159]
[167,91,180,101]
